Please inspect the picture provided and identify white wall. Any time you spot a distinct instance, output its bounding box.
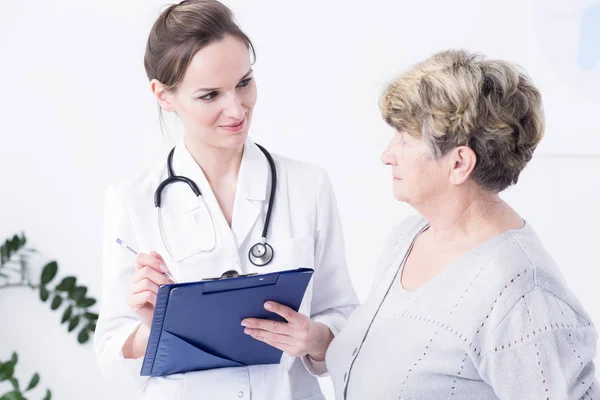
[1,1,598,399]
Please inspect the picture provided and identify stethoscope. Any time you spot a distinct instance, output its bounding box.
[154,143,277,267]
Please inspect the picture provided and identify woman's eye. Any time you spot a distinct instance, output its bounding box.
[198,78,252,100]
[199,91,218,101]
[237,77,253,88]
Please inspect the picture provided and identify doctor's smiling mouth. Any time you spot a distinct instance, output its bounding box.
[220,115,247,133]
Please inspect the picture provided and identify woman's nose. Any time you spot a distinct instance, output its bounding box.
[381,143,397,166]
[223,94,245,120]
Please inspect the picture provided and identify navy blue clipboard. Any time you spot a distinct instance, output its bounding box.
[140,268,314,377]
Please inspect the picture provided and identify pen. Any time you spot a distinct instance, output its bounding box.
[116,238,176,283]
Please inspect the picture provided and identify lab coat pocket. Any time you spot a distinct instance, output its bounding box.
[290,236,315,270]
[153,330,243,376]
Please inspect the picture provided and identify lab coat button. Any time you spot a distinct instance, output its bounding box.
[237,391,244,398]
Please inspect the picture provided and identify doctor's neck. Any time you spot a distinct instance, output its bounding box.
[184,136,244,184]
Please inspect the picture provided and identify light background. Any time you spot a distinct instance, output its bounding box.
[1,0,598,398]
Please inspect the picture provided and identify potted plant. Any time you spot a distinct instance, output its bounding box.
[0,234,99,400]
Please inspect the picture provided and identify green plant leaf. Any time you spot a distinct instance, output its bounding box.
[68,316,80,332]
[55,276,76,292]
[8,377,18,390]
[0,362,14,382]
[9,235,24,255]
[39,286,50,302]
[0,234,24,265]
[77,329,90,344]
[0,390,24,400]
[40,261,58,285]
[42,389,52,400]
[9,353,17,366]
[50,295,63,310]
[87,322,97,332]
[84,312,99,320]
[25,372,39,391]
[0,272,8,278]
[69,286,87,302]
[61,306,73,324]
[77,298,96,308]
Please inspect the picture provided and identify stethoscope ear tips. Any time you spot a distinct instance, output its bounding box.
[249,242,274,267]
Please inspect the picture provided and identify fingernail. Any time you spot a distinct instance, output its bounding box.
[160,264,169,273]
[244,328,250,335]
[241,321,249,327]
[264,302,273,310]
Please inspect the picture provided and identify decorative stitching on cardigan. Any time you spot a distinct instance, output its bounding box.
[446,254,523,395]
[567,331,594,400]
[473,268,528,357]
[567,332,585,368]
[580,381,594,399]
[451,353,469,396]
[523,294,533,322]
[399,268,532,361]
[398,313,470,345]
[448,268,530,394]
[446,241,515,318]
[490,322,594,355]
[449,265,486,316]
[447,269,528,394]
[554,295,566,316]
[477,269,528,335]
[398,331,439,399]
[534,342,551,399]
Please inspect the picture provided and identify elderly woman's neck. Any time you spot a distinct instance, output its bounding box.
[415,188,523,244]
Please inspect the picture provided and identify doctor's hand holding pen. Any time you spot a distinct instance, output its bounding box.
[115,239,175,327]
[116,239,176,360]
[128,250,174,328]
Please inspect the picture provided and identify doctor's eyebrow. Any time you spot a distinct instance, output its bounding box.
[193,69,253,94]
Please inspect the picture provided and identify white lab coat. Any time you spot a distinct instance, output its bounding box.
[94,137,359,400]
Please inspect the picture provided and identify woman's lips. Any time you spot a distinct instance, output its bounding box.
[220,117,245,132]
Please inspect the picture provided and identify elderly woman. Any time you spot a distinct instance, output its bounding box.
[326,50,598,399]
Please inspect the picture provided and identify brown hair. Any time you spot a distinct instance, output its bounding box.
[380,49,545,193]
[144,0,255,92]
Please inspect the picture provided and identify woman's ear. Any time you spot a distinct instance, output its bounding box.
[448,146,477,185]
[151,79,175,112]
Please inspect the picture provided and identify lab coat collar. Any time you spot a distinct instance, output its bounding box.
[233,139,269,245]
[238,137,269,202]
[172,136,269,202]
[171,136,270,247]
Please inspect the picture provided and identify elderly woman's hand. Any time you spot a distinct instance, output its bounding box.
[241,301,333,361]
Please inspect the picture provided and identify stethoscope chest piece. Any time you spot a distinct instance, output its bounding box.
[248,241,274,267]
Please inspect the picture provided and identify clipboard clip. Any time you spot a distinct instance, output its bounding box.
[201,270,259,281]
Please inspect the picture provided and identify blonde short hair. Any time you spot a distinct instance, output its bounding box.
[380,49,545,193]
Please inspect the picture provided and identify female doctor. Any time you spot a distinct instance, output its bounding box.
[93,1,358,399]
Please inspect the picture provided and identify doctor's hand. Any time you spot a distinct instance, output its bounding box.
[241,302,334,361]
[127,251,172,328]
